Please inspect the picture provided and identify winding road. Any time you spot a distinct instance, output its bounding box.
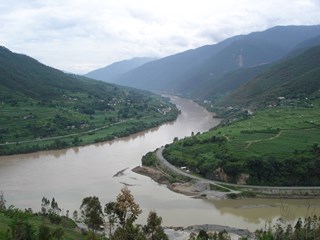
[156,147,320,192]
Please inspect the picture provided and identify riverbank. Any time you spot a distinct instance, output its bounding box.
[132,166,232,200]
[135,147,320,199]
[164,224,254,240]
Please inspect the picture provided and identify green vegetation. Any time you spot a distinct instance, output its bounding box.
[219,45,320,108]
[0,47,179,155]
[0,188,170,240]
[142,151,158,167]
[141,150,191,184]
[163,45,320,187]
[163,100,320,186]
[0,197,83,240]
[254,216,320,240]
[3,190,320,239]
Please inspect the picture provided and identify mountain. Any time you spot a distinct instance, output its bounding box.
[0,46,178,155]
[193,64,271,102]
[285,34,320,58]
[0,46,118,102]
[197,32,320,102]
[115,35,244,91]
[115,25,320,97]
[219,45,320,107]
[85,57,155,83]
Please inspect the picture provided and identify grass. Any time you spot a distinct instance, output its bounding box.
[208,105,319,159]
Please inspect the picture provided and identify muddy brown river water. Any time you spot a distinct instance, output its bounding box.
[0,96,319,231]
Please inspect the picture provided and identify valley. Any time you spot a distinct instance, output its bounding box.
[1,22,320,239]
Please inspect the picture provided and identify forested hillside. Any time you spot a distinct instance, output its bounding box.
[219,45,320,108]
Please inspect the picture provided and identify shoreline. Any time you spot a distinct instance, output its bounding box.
[132,166,231,200]
[164,224,254,240]
[132,167,255,239]
[132,164,320,200]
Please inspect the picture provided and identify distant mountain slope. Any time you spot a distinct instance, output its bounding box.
[115,25,320,96]
[197,33,320,102]
[115,35,244,91]
[85,57,155,83]
[219,45,320,107]
[193,64,271,101]
[286,34,320,58]
[0,46,119,102]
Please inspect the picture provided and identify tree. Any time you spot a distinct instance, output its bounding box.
[41,197,50,215]
[104,201,117,238]
[8,208,35,240]
[143,211,168,240]
[114,187,142,227]
[50,197,61,215]
[107,187,145,240]
[0,191,6,212]
[52,227,64,240]
[197,229,209,240]
[80,196,104,237]
[112,223,146,240]
[38,224,51,240]
[73,210,78,222]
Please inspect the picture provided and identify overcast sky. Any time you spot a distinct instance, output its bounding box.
[1,0,320,74]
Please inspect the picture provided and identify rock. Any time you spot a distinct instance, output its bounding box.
[237,173,250,185]
[212,167,229,182]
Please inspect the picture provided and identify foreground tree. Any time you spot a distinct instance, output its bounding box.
[104,201,117,238]
[106,187,144,239]
[143,211,168,240]
[80,196,104,238]
[112,223,146,240]
[0,191,6,212]
[114,187,142,227]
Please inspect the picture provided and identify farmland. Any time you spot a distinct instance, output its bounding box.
[163,99,320,186]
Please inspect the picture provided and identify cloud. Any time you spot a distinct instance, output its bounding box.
[0,0,320,74]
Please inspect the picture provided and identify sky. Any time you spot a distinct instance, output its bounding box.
[1,0,320,74]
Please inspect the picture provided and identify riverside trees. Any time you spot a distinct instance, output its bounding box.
[103,187,168,240]
[77,187,168,240]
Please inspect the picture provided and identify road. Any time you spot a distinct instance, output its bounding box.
[156,147,320,191]
[0,119,127,146]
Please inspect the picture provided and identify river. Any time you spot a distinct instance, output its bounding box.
[0,96,319,231]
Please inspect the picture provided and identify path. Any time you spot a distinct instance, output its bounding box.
[244,130,283,149]
[0,119,128,146]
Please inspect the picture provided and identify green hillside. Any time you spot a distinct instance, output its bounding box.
[193,64,271,102]
[161,45,320,187]
[163,99,320,186]
[0,47,179,155]
[219,45,320,108]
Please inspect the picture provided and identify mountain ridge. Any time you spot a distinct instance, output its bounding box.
[85,57,156,83]
[111,25,320,97]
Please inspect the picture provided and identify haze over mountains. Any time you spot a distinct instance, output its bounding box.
[220,44,320,107]
[87,25,320,107]
[85,57,156,83]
